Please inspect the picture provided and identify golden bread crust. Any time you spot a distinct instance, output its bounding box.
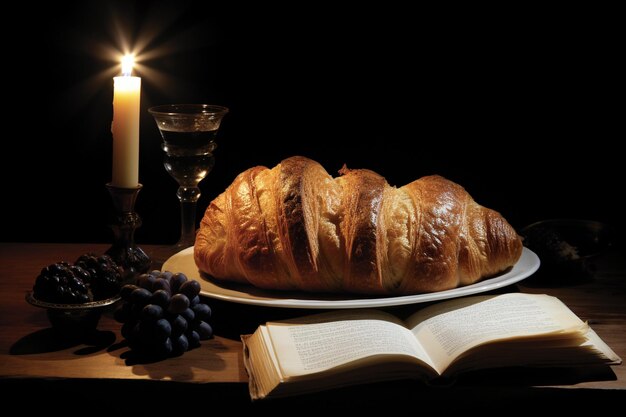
[195,156,522,295]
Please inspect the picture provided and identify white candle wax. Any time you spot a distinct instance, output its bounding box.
[111,74,141,188]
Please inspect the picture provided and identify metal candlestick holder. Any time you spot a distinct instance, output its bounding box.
[105,183,151,277]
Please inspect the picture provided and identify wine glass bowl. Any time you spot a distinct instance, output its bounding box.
[149,104,229,249]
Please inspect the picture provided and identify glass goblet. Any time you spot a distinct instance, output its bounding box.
[148,104,229,250]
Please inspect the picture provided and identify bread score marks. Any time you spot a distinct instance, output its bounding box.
[339,168,387,294]
[226,166,285,288]
[457,202,488,285]
[276,158,310,283]
[456,200,522,285]
[277,157,342,291]
[482,208,523,277]
[194,192,242,282]
[401,176,464,293]
[381,187,416,292]
[316,175,343,289]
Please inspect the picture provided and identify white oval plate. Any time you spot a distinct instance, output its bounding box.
[163,247,539,309]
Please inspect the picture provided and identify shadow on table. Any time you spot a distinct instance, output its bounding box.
[3,373,623,414]
[452,364,618,387]
[10,328,116,356]
[105,337,228,381]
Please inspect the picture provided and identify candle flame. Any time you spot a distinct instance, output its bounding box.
[121,54,135,76]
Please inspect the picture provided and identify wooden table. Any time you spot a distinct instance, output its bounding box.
[1,242,625,411]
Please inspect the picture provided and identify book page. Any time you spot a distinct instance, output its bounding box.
[407,293,588,374]
[580,327,621,364]
[265,310,434,377]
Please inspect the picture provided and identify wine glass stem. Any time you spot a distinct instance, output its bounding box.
[177,186,201,248]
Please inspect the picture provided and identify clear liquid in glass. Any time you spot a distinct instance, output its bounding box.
[160,129,217,186]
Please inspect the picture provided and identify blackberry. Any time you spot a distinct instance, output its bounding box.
[75,253,124,300]
[33,262,91,304]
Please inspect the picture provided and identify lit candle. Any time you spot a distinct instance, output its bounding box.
[111,54,141,188]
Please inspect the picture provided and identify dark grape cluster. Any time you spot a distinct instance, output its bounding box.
[33,254,124,304]
[33,262,91,304]
[114,270,213,357]
[75,253,124,299]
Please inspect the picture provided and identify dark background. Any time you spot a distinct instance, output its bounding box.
[4,1,622,245]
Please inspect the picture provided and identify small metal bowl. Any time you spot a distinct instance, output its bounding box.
[26,292,121,333]
[520,219,612,281]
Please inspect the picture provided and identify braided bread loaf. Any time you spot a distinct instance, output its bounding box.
[194,156,522,295]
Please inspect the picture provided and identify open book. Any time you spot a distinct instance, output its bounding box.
[242,293,621,400]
